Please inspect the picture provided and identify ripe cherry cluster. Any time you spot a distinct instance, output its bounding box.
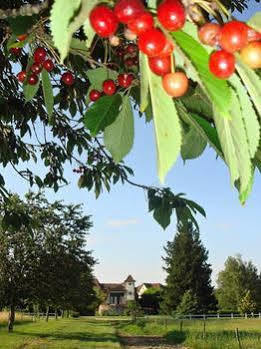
[90,0,189,98]
[198,21,261,79]
[89,73,134,102]
[15,46,75,86]
[115,43,139,69]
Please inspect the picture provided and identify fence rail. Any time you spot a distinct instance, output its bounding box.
[149,313,261,321]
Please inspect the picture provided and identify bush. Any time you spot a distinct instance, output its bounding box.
[70,311,80,318]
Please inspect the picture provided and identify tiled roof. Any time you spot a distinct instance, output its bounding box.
[124,275,135,282]
[100,283,126,291]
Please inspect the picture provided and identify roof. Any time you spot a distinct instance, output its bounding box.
[137,283,163,292]
[124,275,135,283]
[100,283,126,292]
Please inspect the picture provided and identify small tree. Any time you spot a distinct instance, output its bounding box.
[238,290,256,315]
[175,290,199,316]
[139,287,162,314]
[125,301,143,322]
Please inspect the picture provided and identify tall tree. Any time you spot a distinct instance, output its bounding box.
[216,255,261,312]
[161,222,216,313]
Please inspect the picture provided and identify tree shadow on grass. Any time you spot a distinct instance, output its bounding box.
[165,330,187,345]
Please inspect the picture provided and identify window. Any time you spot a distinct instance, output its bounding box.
[128,292,132,295]
[128,283,132,286]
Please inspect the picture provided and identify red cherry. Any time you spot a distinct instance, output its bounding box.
[61,72,75,86]
[17,71,26,83]
[103,79,117,95]
[28,74,39,85]
[89,89,102,101]
[138,28,167,57]
[10,47,22,56]
[246,26,261,43]
[31,62,42,75]
[157,0,186,31]
[198,23,221,46]
[127,11,154,35]
[126,43,138,55]
[162,72,188,97]
[90,5,118,38]
[209,50,235,79]
[43,59,54,72]
[219,20,248,53]
[240,41,261,69]
[33,47,47,64]
[149,56,171,76]
[118,73,134,88]
[114,0,145,24]
[158,39,175,57]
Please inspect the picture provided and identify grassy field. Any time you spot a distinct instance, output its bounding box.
[0,316,121,349]
[117,317,261,348]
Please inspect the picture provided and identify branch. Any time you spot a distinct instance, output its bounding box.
[0,0,50,19]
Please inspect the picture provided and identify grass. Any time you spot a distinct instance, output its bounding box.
[117,317,261,348]
[0,315,121,348]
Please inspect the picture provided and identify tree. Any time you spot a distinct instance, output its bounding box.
[216,255,261,312]
[125,300,143,321]
[139,287,163,314]
[161,222,216,314]
[175,290,199,316]
[0,0,260,232]
[238,290,256,315]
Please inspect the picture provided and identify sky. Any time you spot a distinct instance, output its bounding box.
[2,3,261,288]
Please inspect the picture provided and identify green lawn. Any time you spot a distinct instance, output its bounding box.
[0,318,121,348]
[117,317,261,348]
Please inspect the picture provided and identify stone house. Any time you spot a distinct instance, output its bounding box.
[136,283,163,298]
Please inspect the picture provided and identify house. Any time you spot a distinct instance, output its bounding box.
[136,283,163,298]
[95,275,136,315]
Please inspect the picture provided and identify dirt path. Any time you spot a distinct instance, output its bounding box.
[120,336,188,349]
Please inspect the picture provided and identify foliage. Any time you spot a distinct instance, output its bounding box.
[139,287,163,314]
[175,290,199,316]
[238,290,257,314]
[216,255,261,312]
[161,222,216,314]
[125,300,143,321]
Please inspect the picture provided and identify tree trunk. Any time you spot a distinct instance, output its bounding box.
[66,309,70,318]
[61,309,64,318]
[45,305,50,322]
[55,308,58,320]
[8,304,15,332]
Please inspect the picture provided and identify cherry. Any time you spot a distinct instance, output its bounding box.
[116,47,125,58]
[138,28,167,57]
[10,47,21,56]
[126,43,138,55]
[124,57,135,67]
[198,23,221,46]
[43,59,54,72]
[240,41,261,69]
[61,72,75,86]
[89,89,102,101]
[247,26,261,43]
[124,28,137,41]
[17,71,26,83]
[118,73,134,88]
[157,0,186,32]
[219,20,248,53]
[127,11,154,35]
[31,62,42,75]
[34,47,47,64]
[158,39,175,57]
[149,56,171,76]
[162,72,188,97]
[90,5,118,38]
[17,34,28,41]
[114,0,145,24]
[103,79,117,95]
[209,50,235,79]
[109,35,121,47]
[28,74,39,85]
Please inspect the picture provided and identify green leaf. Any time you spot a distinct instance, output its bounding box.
[181,125,207,161]
[247,11,261,32]
[229,74,260,158]
[104,96,134,163]
[41,69,54,116]
[84,95,122,136]
[7,16,36,35]
[236,57,261,117]
[86,67,118,90]
[213,91,252,201]
[23,78,40,102]
[50,0,82,63]
[70,38,89,54]
[147,61,182,183]
[181,85,213,120]
[139,53,150,112]
[172,30,232,119]
[153,203,172,230]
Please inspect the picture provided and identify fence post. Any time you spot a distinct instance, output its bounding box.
[259,312,261,319]
[180,320,183,332]
[235,328,242,349]
[245,313,248,319]
[217,313,220,319]
[203,318,206,339]
[189,314,192,320]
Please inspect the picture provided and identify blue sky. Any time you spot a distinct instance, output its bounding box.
[3,3,260,287]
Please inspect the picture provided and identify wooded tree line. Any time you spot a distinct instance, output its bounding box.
[160,223,261,316]
[0,192,97,332]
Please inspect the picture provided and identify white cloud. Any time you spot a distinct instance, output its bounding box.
[107,218,140,228]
